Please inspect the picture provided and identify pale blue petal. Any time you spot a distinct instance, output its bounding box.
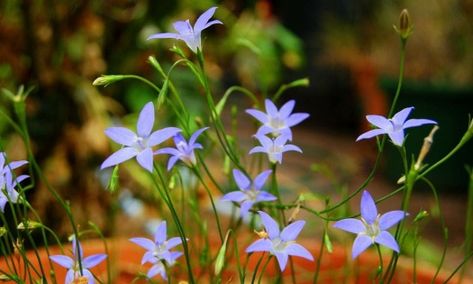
[253,170,272,190]
[333,218,365,234]
[189,127,208,145]
[220,191,246,202]
[83,254,107,268]
[270,152,283,164]
[366,115,391,129]
[392,107,414,125]
[83,269,94,284]
[352,234,373,259]
[274,251,289,271]
[254,133,273,148]
[280,220,305,242]
[282,144,302,153]
[255,126,274,138]
[7,160,28,170]
[173,20,193,35]
[285,243,314,261]
[379,210,407,230]
[255,191,277,202]
[202,19,223,30]
[136,148,154,172]
[194,7,218,32]
[274,134,290,146]
[147,32,180,41]
[240,201,253,217]
[142,251,155,264]
[356,129,387,141]
[360,191,377,224]
[104,127,136,146]
[286,113,309,128]
[166,237,182,250]
[101,147,137,169]
[246,109,268,124]
[233,169,250,190]
[148,127,181,147]
[129,237,155,251]
[167,156,180,171]
[249,146,265,155]
[65,269,75,284]
[279,100,295,118]
[154,221,167,244]
[387,130,405,146]
[375,231,400,252]
[264,99,278,117]
[258,211,280,239]
[403,118,437,129]
[245,239,272,253]
[155,147,180,156]
[49,255,74,268]
[137,102,155,137]
[147,262,166,279]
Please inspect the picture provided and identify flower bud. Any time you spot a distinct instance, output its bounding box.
[92,75,126,87]
[394,9,413,40]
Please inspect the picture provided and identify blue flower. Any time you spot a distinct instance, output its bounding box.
[129,221,183,280]
[147,7,222,53]
[101,102,180,172]
[249,133,302,164]
[356,107,436,146]
[155,127,208,171]
[333,190,408,259]
[49,237,107,284]
[0,152,29,212]
[246,99,309,140]
[221,169,276,217]
[246,211,314,271]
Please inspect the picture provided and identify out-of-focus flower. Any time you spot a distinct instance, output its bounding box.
[147,7,222,53]
[333,190,408,259]
[246,211,313,271]
[0,153,29,212]
[155,127,208,171]
[129,221,183,280]
[49,237,107,284]
[221,169,276,217]
[356,107,436,146]
[101,102,180,172]
[246,99,309,140]
[249,133,302,164]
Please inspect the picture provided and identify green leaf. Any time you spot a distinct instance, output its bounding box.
[215,230,232,276]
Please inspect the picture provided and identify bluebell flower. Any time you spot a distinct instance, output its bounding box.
[356,107,436,146]
[0,153,29,212]
[246,99,309,140]
[49,237,107,284]
[333,190,408,259]
[155,127,208,171]
[221,169,276,217]
[147,7,222,53]
[246,211,314,271]
[130,221,183,280]
[249,133,302,164]
[101,102,180,172]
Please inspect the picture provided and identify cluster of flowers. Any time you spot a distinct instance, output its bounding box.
[0,152,28,212]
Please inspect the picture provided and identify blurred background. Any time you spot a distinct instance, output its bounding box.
[0,0,472,271]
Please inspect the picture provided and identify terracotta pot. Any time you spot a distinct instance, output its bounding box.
[0,238,469,283]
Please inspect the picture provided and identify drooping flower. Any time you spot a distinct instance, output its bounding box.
[246,211,314,271]
[221,169,276,217]
[155,127,208,171]
[246,99,309,140]
[49,237,107,284]
[333,190,408,259]
[130,221,183,280]
[147,7,222,53]
[249,133,302,164]
[0,153,29,212]
[101,102,181,172]
[356,107,437,146]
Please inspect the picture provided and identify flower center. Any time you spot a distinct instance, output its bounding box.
[134,137,148,151]
[269,116,286,130]
[362,216,381,239]
[271,237,290,253]
[153,243,168,260]
[245,187,259,201]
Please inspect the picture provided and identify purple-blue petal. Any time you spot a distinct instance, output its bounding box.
[387,130,405,146]
[65,269,75,284]
[356,129,387,142]
[366,115,391,129]
[49,255,74,269]
[375,231,400,252]
[147,262,166,279]
[245,238,272,253]
[136,148,154,172]
[280,220,305,242]
[194,7,218,32]
[155,147,181,156]
[333,218,365,234]
[173,20,193,35]
[232,169,250,190]
[240,201,254,218]
[285,243,314,261]
[255,191,277,202]
[221,191,246,202]
[148,127,181,147]
[249,146,265,155]
[137,102,155,137]
[147,32,181,41]
[253,170,272,190]
[154,221,167,244]
[167,156,180,171]
[282,144,302,153]
[403,118,437,129]
[286,113,309,128]
[392,107,414,125]
[104,127,136,146]
[166,237,182,250]
[246,109,268,124]
[379,210,407,230]
[129,237,155,251]
[352,234,373,259]
[189,127,209,145]
[7,160,28,171]
[278,100,295,118]
[264,99,278,117]
[83,254,107,269]
[258,211,280,239]
[101,147,137,169]
[360,190,378,224]
[274,251,289,271]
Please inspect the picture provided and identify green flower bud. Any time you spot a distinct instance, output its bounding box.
[92,75,127,87]
[394,9,413,40]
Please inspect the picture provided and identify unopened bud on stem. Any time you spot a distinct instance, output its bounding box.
[394,9,413,40]
[415,125,439,170]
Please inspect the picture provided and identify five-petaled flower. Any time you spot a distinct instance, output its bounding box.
[356,106,436,146]
[249,133,302,164]
[246,99,309,140]
[49,237,107,284]
[130,221,183,280]
[333,190,408,259]
[0,152,29,212]
[246,211,314,271]
[147,7,222,53]
[101,102,181,172]
[155,127,208,171]
[221,169,277,217]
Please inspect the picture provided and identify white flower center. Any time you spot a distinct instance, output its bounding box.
[361,216,381,240]
[245,187,259,202]
[134,136,148,151]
